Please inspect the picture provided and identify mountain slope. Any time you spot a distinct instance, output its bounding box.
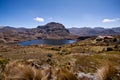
[0,22,75,43]
[32,22,70,39]
[68,27,120,36]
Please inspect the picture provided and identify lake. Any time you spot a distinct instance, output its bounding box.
[19,39,76,46]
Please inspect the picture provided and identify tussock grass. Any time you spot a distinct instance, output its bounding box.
[1,37,120,80]
[55,68,78,80]
[4,61,43,80]
[95,61,117,80]
[3,60,79,80]
[2,59,120,80]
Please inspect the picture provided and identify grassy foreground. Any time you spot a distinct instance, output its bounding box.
[0,38,120,80]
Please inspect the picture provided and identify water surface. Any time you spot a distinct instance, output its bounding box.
[19,39,76,46]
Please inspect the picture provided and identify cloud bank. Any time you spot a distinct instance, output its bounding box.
[102,18,120,23]
[34,17,44,22]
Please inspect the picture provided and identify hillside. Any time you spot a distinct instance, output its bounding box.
[31,22,72,39]
[69,27,120,36]
[0,35,120,80]
[0,26,33,43]
[0,22,76,43]
[0,25,120,80]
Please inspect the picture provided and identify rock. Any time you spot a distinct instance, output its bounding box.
[35,22,70,39]
[77,72,96,80]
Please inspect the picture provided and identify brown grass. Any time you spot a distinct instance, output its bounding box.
[1,37,120,80]
[4,61,43,80]
[3,60,79,80]
[95,61,117,80]
[55,68,78,80]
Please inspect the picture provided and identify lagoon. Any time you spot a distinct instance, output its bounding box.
[19,39,76,46]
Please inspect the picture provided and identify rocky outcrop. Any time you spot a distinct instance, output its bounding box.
[32,22,70,39]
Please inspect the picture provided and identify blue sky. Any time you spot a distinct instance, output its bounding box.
[0,0,120,28]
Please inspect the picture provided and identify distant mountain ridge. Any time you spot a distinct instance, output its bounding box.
[1,23,120,43]
[0,22,76,43]
[68,27,120,36]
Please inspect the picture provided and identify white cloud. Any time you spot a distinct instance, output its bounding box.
[102,18,120,23]
[34,17,44,22]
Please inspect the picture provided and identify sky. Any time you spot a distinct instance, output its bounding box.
[0,0,120,28]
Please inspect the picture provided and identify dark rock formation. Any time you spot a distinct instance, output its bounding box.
[33,22,70,39]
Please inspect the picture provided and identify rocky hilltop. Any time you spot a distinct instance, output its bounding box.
[0,22,76,43]
[32,22,71,39]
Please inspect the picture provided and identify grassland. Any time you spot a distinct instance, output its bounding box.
[0,37,120,80]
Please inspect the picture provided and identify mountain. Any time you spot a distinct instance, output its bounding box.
[68,27,120,36]
[32,22,71,39]
[2,22,120,43]
[0,26,31,43]
[0,26,5,29]
[0,22,76,43]
[112,27,120,33]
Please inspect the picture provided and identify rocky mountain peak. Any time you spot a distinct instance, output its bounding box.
[37,22,65,29]
[35,22,70,39]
